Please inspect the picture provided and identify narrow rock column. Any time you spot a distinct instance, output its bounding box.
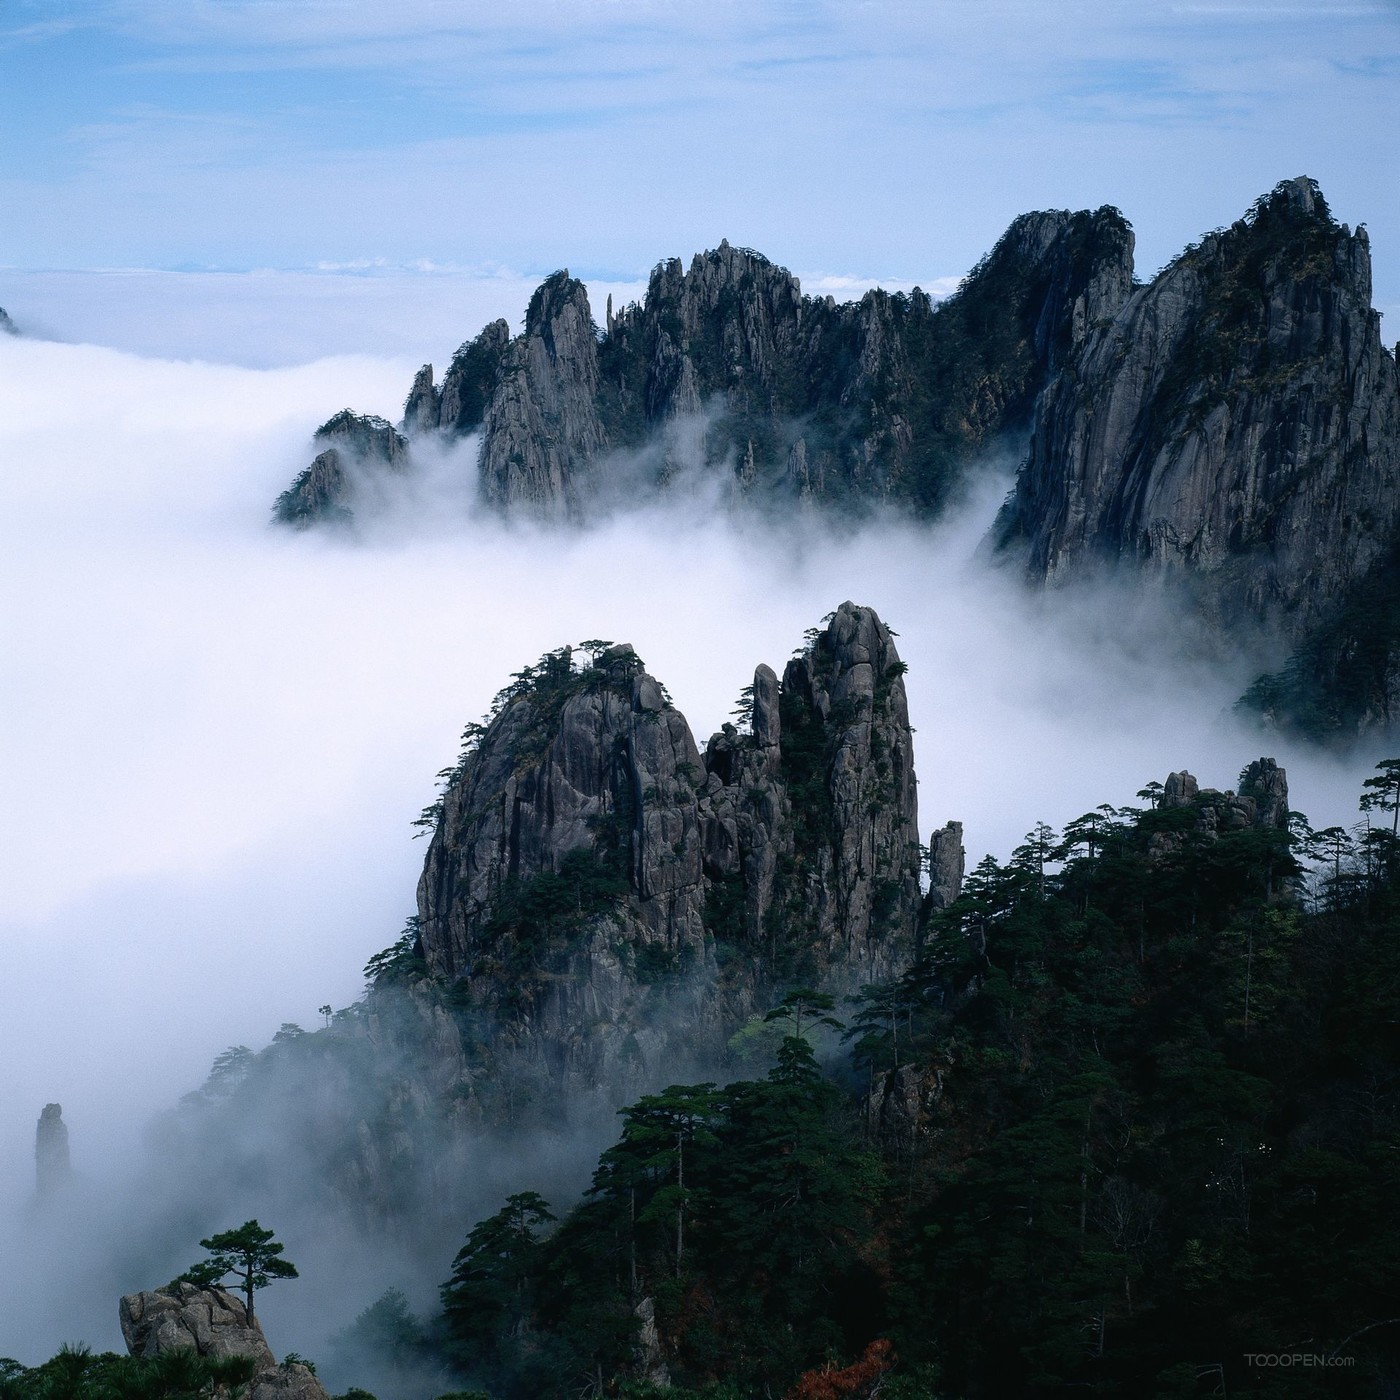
[35,1103,71,1199]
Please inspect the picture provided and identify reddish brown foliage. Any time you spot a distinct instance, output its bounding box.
[785,1338,895,1400]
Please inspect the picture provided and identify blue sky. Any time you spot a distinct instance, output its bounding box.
[2,1,1399,316]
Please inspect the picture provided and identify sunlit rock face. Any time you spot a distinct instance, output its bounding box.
[997,177,1400,642]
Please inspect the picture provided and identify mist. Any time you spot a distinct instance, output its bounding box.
[0,314,1387,1371]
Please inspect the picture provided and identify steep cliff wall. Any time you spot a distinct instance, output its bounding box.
[699,603,923,985]
[591,217,1131,509]
[996,178,1400,642]
[414,601,926,1094]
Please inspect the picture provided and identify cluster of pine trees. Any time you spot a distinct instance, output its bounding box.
[406,762,1400,1398]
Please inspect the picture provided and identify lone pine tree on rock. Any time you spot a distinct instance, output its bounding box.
[182,1220,298,1323]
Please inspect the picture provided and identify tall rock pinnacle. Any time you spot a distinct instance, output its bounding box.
[35,1102,71,1199]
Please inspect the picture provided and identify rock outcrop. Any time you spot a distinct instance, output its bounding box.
[121,1284,276,1368]
[272,410,408,529]
[34,1102,70,1199]
[413,601,929,1102]
[925,821,966,913]
[698,603,923,984]
[996,178,1400,644]
[1153,759,1290,852]
[407,319,513,438]
[0,306,17,335]
[120,1284,328,1400]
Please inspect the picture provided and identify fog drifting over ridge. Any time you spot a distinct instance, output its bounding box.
[0,313,1387,1363]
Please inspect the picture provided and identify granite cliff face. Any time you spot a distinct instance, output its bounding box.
[476,274,608,516]
[697,603,923,984]
[414,602,928,1099]
[996,178,1400,643]
[272,411,408,529]
[590,215,1131,508]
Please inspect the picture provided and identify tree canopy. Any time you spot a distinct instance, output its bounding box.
[182,1221,298,1324]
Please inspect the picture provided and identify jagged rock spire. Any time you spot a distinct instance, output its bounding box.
[413,602,934,1098]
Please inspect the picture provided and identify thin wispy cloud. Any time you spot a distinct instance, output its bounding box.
[2,0,1395,300]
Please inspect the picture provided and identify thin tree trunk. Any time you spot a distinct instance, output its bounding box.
[675,1133,684,1277]
[1243,929,1253,1035]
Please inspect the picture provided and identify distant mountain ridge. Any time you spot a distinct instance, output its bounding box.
[274,210,1134,527]
[272,179,1400,739]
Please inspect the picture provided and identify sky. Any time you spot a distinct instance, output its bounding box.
[1,0,1399,359]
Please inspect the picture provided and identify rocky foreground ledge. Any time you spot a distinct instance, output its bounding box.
[119,1283,329,1400]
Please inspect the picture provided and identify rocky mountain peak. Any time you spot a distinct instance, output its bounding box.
[1158,758,1289,834]
[0,306,17,335]
[35,1102,70,1199]
[996,175,1400,645]
[401,363,440,434]
[410,602,934,1105]
[526,271,594,346]
[478,274,607,516]
[272,411,408,530]
[436,318,512,437]
[1265,173,1327,220]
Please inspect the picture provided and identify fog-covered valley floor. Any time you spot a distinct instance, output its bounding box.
[0,299,1387,1367]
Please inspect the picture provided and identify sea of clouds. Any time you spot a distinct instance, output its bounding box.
[0,278,1386,1364]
